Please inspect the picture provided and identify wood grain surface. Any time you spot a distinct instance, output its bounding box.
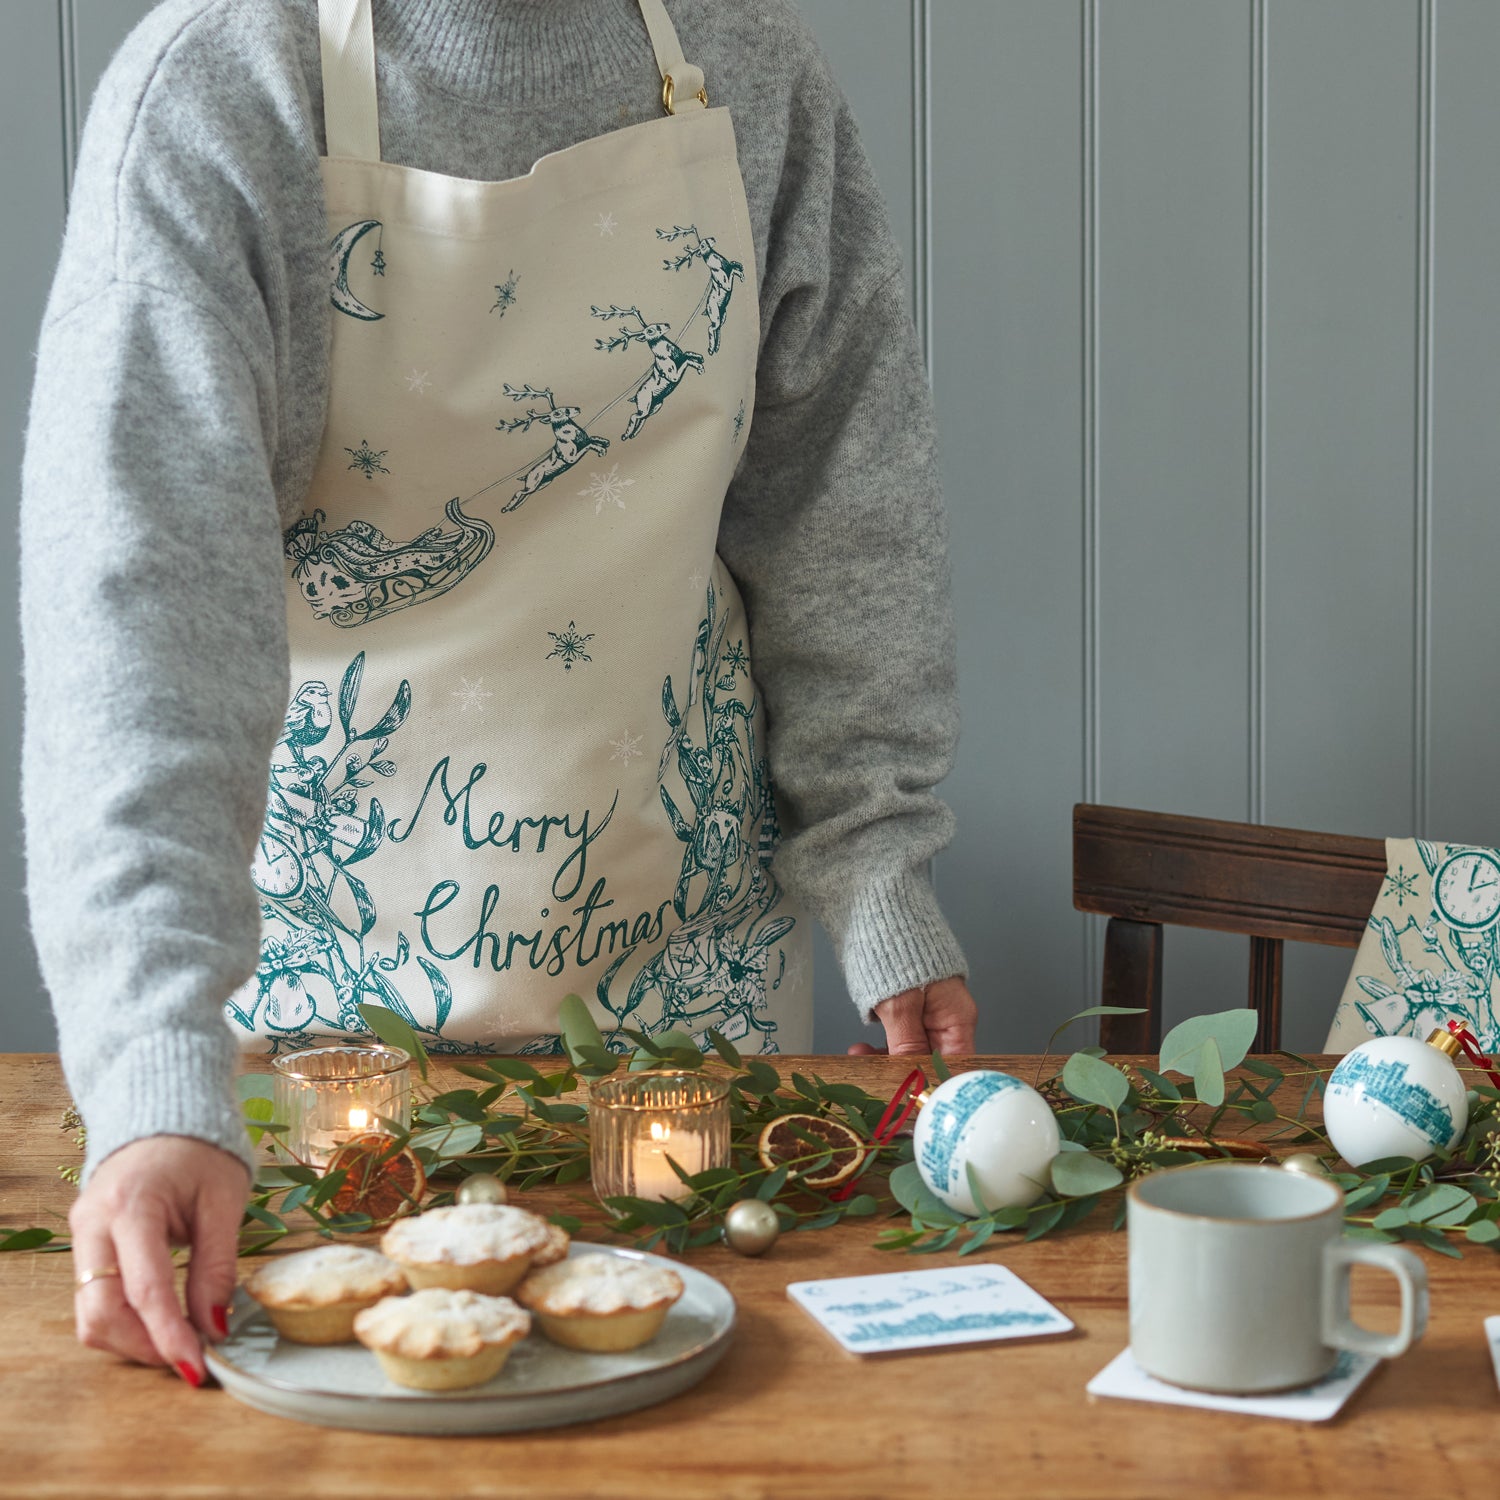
[1,1053,1495,1500]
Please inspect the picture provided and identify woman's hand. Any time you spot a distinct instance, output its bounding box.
[69,1135,250,1385]
[847,975,977,1057]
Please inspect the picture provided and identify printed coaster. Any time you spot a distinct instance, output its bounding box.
[1486,1316,1500,1393]
[786,1264,1073,1356]
[1087,1347,1381,1422]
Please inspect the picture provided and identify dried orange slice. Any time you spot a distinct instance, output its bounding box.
[324,1132,426,1228]
[756,1113,867,1188]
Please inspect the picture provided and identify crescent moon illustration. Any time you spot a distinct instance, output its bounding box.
[329,219,383,321]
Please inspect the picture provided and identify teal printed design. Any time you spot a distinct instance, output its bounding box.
[1326,1051,1459,1149]
[234,652,480,1053]
[723,640,749,677]
[1350,841,1500,1049]
[845,1310,1055,1345]
[329,220,384,321]
[591,581,793,1052]
[1385,864,1419,907]
[343,438,389,481]
[545,621,594,671]
[496,383,610,512]
[591,304,704,440]
[659,225,744,356]
[284,498,494,627]
[490,270,520,316]
[371,248,385,277]
[917,1073,1024,1193]
[732,399,746,444]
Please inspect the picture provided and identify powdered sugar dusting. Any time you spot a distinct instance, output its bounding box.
[520,1254,684,1315]
[354,1287,531,1359]
[245,1244,407,1308]
[381,1204,558,1266]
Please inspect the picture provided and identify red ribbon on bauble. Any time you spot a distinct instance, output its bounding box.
[829,1066,927,1203]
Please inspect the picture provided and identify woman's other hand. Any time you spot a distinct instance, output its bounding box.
[847,976,977,1057]
[69,1135,250,1385]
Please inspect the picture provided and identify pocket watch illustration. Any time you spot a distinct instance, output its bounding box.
[1433,849,1500,931]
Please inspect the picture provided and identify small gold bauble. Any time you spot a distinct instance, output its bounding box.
[456,1172,508,1206]
[723,1198,780,1256]
[1281,1153,1328,1178]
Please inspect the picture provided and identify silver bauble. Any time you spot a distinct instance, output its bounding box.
[723,1198,781,1256]
[456,1172,509,1205]
[1281,1152,1329,1178]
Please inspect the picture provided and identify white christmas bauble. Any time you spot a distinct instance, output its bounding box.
[912,1070,1060,1216]
[1323,1034,1468,1168]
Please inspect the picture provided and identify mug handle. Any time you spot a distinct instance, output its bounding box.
[1321,1239,1429,1359]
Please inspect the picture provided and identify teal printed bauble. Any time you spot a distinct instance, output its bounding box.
[1324,1031,1468,1167]
[912,1070,1061,1217]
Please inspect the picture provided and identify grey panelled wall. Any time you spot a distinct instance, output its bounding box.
[2,2,1497,1055]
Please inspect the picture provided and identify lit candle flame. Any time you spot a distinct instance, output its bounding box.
[650,1120,670,1143]
[348,1108,370,1130]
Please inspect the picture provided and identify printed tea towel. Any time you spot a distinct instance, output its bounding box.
[1326,838,1500,1052]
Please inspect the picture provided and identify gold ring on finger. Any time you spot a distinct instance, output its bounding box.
[75,1266,124,1289]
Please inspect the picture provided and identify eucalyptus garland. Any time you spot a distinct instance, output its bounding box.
[5,1000,1499,1261]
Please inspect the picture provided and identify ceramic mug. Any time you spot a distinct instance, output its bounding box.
[1127,1161,1428,1393]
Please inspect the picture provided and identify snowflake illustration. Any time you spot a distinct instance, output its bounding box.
[774,946,808,996]
[490,270,520,316]
[578,464,635,514]
[723,639,749,676]
[609,731,643,765]
[343,438,390,480]
[546,621,595,671]
[687,568,707,591]
[452,676,493,714]
[732,400,746,442]
[405,368,432,395]
[594,211,619,236]
[1384,864,1421,907]
[371,248,386,277]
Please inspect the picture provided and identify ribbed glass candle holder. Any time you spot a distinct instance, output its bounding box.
[589,1072,731,1203]
[271,1044,411,1169]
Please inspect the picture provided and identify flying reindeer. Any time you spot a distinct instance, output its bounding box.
[495,382,610,511]
[659,224,744,356]
[591,305,705,440]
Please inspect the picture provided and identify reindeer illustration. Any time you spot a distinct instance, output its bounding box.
[496,382,610,511]
[659,224,744,356]
[591,305,705,440]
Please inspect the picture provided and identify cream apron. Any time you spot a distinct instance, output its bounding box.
[228,0,812,1055]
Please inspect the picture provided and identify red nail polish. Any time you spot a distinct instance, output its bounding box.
[211,1304,230,1339]
[174,1360,203,1389]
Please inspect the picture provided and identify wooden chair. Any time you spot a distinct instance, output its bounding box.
[1072,804,1386,1053]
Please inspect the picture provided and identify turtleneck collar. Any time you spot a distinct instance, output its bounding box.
[372,0,656,105]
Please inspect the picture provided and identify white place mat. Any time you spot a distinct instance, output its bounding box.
[1087,1346,1381,1422]
[1486,1316,1500,1393]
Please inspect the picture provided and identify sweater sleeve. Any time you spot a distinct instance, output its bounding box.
[19,10,302,1180]
[716,51,968,1020]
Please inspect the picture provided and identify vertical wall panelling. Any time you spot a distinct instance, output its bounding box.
[72,2,154,104]
[1248,0,1267,824]
[58,0,79,205]
[933,0,1086,1049]
[1429,2,1500,846]
[1081,0,1101,1011]
[2,6,70,1049]
[1412,0,1434,835]
[1097,0,1254,1028]
[1267,0,1421,1046]
[911,0,932,378]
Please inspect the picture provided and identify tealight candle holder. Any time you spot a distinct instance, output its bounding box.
[589,1072,730,1203]
[271,1044,412,1170]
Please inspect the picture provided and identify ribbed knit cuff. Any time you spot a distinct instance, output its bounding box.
[75,1028,256,1187]
[837,871,969,1022]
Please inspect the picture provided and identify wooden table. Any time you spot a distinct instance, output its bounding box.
[2,1053,1496,1499]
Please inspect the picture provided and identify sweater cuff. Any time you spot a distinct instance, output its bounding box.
[837,871,969,1022]
[75,1028,257,1186]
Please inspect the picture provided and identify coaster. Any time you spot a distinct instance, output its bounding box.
[786,1264,1073,1356]
[1486,1316,1500,1393]
[1087,1347,1381,1422]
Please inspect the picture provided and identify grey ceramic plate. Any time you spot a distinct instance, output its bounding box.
[205,1243,736,1434]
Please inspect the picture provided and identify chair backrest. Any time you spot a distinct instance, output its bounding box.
[1072,804,1385,1052]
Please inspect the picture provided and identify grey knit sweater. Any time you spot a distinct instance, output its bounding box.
[19,0,965,1181]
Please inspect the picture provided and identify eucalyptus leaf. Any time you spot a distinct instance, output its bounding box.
[1062,1052,1130,1112]
[356,1002,428,1081]
[1403,1183,1475,1226]
[1193,1038,1226,1108]
[1159,1009,1257,1077]
[1044,1004,1147,1056]
[0,1228,55,1252]
[888,1160,963,1226]
[1465,1219,1500,1244]
[1049,1151,1125,1197]
[557,993,605,1066]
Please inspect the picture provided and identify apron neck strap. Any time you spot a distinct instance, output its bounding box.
[318,0,381,161]
[636,0,708,114]
[316,0,708,163]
